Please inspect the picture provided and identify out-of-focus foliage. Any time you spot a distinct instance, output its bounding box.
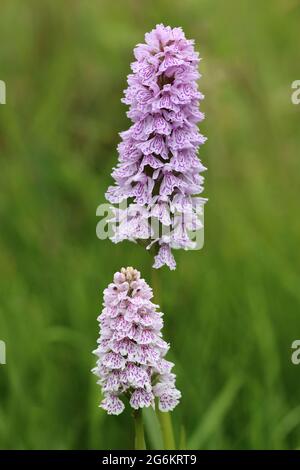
[0,0,299,449]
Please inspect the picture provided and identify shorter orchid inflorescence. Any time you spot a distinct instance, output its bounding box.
[92,267,181,415]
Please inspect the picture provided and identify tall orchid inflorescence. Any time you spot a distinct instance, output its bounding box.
[106,24,206,270]
[92,267,181,415]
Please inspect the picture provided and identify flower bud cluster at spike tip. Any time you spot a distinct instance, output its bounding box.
[92,267,181,415]
[105,24,207,270]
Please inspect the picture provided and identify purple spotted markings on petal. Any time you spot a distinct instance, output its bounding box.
[92,267,181,414]
[101,394,125,415]
[105,24,207,269]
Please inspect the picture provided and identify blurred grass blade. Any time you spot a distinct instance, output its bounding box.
[274,405,300,443]
[143,407,163,450]
[179,424,187,450]
[188,377,243,449]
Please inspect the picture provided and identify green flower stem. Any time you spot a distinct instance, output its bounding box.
[156,405,176,450]
[134,409,146,450]
[151,267,176,450]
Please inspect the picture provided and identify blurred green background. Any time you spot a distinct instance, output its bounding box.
[0,0,300,450]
